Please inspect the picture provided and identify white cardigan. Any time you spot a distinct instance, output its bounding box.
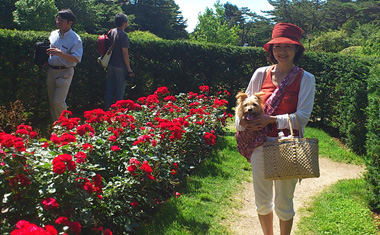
[235,66,316,136]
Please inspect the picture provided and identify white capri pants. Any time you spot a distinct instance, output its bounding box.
[250,142,298,221]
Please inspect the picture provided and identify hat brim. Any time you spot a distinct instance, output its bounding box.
[263,37,304,52]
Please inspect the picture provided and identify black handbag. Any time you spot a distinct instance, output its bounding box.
[34,39,50,65]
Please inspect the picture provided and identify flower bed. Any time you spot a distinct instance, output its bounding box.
[0,86,232,234]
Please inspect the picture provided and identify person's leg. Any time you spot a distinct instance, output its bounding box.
[104,66,117,110]
[279,218,293,235]
[259,212,274,235]
[274,178,298,235]
[51,68,74,121]
[251,146,274,235]
[114,67,126,102]
[46,68,58,120]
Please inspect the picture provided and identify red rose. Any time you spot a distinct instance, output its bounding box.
[66,160,76,171]
[41,197,59,210]
[93,174,102,187]
[128,165,137,174]
[131,201,139,209]
[44,225,58,235]
[67,221,81,234]
[82,143,94,152]
[141,161,153,173]
[204,132,216,146]
[55,216,68,225]
[108,135,117,142]
[129,157,141,165]
[104,229,113,235]
[50,134,61,144]
[147,173,155,180]
[75,152,87,163]
[53,161,66,174]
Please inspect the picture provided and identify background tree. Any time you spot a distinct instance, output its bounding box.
[0,0,17,29]
[93,0,127,34]
[264,0,380,34]
[54,0,103,33]
[357,0,380,24]
[243,16,273,47]
[264,0,327,35]
[223,3,255,46]
[222,3,273,47]
[190,2,240,45]
[322,0,359,30]
[2,0,380,54]
[123,0,188,39]
[13,0,58,31]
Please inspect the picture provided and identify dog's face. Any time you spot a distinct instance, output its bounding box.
[235,92,264,121]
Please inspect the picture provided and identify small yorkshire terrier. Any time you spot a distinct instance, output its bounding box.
[235,91,266,161]
[235,92,264,121]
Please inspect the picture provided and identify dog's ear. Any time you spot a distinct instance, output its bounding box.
[254,91,265,103]
[236,92,248,100]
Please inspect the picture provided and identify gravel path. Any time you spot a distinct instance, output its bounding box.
[224,157,365,235]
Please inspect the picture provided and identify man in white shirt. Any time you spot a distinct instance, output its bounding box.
[46,9,83,121]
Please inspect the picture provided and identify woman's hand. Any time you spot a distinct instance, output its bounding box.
[240,114,276,131]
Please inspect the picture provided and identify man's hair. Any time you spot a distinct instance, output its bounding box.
[57,9,76,23]
[115,13,128,27]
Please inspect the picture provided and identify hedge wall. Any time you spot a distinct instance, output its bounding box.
[0,29,267,125]
[300,52,373,154]
[0,28,379,156]
[365,64,380,212]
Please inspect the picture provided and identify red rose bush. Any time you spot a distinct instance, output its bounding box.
[0,86,232,234]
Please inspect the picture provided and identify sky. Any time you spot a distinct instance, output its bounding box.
[175,0,274,33]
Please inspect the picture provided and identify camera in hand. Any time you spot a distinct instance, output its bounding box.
[126,72,136,89]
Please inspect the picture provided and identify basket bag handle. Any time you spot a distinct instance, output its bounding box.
[287,113,305,138]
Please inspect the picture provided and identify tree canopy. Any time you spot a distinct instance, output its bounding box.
[6,0,188,39]
[190,2,240,45]
[123,0,188,39]
[13,0,58,31]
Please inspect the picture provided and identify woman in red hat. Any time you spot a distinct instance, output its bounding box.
[235,23,316,235]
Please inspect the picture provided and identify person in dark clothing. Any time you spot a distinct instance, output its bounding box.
[104,13,134,110]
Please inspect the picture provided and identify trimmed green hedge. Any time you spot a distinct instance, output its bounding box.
[301,53,372,154]
[0,29,267,125]
[365,64,380,212]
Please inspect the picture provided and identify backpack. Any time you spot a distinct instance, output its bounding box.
[34,39,50,65]
[97,29,113,55]
[97,30,119,69]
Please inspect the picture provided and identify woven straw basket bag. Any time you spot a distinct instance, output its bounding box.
[263,114,320,180]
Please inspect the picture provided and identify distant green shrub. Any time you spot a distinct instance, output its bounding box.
[361,37,380,57]
[339,46,362,55]
[311,30,350,53]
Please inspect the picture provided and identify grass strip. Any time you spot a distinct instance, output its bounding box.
[296,178,379,235]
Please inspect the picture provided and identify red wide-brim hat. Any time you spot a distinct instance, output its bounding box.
[263,22,305,52]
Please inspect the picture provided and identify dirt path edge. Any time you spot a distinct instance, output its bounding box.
[224,157,365,235]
